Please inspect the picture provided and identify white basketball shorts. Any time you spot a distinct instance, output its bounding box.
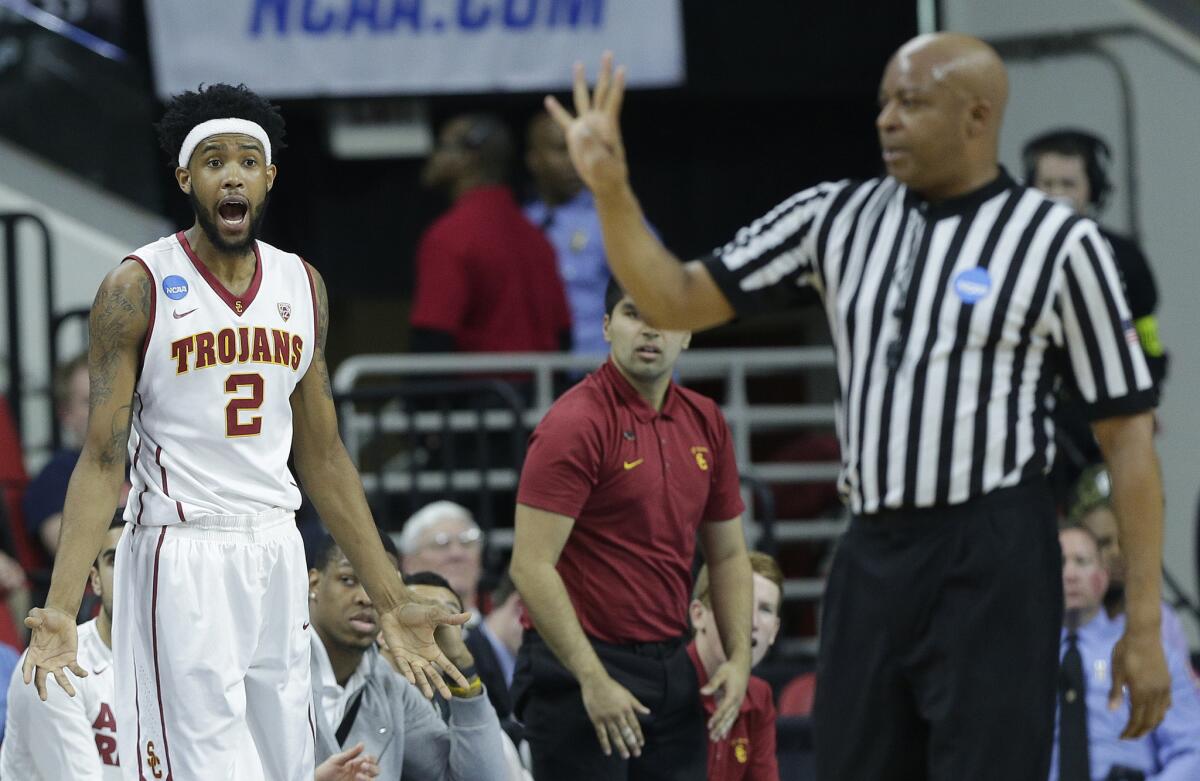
[112,509,315,780]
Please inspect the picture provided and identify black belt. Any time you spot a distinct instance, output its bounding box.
[593,635,687,660]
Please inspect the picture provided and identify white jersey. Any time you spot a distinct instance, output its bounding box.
[2,619,121,780]
[122,232,316,524]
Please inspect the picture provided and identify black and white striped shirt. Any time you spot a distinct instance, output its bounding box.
[703,169,1155,515]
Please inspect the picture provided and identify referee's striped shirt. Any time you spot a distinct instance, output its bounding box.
[702,169,1156,515]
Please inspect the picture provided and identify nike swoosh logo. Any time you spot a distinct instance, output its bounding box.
[172,308,198,319]
[92,666,108,676]
[623,459,644,470]
[302,621,310,630]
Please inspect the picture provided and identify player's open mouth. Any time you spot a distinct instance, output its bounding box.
[218,196,249,228]
[635,345,661,359]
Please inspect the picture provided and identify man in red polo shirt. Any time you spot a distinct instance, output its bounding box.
[510,279,755,781]
[410,113,571,354]
[689,551,784,781]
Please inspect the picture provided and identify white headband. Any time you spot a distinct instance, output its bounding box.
[177,118,272,169]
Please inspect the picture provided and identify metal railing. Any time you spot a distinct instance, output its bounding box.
[333,348,847,653]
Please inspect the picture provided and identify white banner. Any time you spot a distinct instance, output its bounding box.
[145,0,684,98]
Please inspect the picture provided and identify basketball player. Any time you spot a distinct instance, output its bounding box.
[21,84,469,781]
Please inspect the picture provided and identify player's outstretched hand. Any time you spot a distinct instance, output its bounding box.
[22,606,87,700]
[701,657,751,742]
[315,742,380,781]
[378,601,470,699]
[1110,627,1171,739]
[545,51,629,197]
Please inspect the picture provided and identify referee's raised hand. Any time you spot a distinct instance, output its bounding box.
[545,51,629,197]
[378,601,471,700]
[580,670,651,760]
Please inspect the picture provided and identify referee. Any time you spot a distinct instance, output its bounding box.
[546,33,1171,781]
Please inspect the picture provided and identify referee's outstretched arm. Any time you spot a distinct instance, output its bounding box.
[545,53,734,333]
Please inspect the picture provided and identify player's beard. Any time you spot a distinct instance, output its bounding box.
[189,190,270,254]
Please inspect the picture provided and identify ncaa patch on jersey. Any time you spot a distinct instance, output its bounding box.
[953,267,991,304]
[163,275,189,300]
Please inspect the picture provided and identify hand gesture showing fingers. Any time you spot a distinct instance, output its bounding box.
[580,673,650,760]
[379,600,470,699]
[545,51,630,197]
[1109,629,1171,739]
[23,606,88,700]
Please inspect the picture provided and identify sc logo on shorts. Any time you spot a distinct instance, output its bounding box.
[163,275,189,301]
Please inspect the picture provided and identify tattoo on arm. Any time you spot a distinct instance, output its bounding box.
[311,265,334,400]
[87,265,148,467]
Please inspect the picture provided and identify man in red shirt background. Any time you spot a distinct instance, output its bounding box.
[690,551,784,781]
[509,279,754,780]
[410,113,571,354]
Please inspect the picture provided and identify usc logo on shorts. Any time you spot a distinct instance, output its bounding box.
[733,737,750,763]
[146,740,164,779]
[690,446,710,471]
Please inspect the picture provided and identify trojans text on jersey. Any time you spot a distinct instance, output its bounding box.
[171,326,305,374]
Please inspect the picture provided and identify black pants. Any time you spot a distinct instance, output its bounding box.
[813,481,1063,781]
[512,631,706,781]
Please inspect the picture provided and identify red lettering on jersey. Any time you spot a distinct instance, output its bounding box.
[195,332,217,369]
[272,329,290,367]
[251,327,272,363]
[291,335,303,370]
[217,328,236,364]
[93,701,117,731]
[170,337,195,374]
[95,733,120,766]
[237,326,251,362]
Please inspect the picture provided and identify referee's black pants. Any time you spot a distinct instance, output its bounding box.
[813,481,1063,781]
[512,631,706,781]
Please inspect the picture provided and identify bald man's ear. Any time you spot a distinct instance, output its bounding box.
[965,99,993,139]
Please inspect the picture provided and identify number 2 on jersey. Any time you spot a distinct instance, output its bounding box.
[225,373,264,437]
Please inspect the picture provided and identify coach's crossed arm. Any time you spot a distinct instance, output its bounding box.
[291,262,469,700]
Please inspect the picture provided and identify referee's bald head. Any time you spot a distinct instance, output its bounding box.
[878,33,1008,200]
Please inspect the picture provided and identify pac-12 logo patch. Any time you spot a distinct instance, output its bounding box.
[163,275,189,301]
[953,267,991,304]
[278,302,292,322]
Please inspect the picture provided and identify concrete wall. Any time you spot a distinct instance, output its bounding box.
[944,0,1200,641]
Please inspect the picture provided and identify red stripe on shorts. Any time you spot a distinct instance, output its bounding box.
[153,446,186,522]
[150,527,175,780]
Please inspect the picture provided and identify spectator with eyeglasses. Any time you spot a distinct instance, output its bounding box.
[398,502,485,625]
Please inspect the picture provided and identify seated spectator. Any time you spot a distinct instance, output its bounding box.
[307,534,508,780]
[401,570,531,781]
[22,354,89,556]
[1049,525,1200,781]
[465,573,523,725]
[688,551,783,781]
[411,113,571,355]
[398,501,484,623]
[2,518,123,778]
[1069,466,1196,679]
